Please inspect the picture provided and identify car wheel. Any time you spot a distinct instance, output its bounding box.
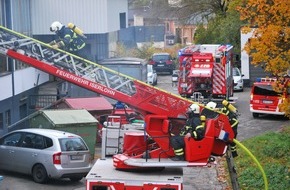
[154,79,158,86]
[252,113,259,118]
[70,176,83,182]
[32,164,48,184]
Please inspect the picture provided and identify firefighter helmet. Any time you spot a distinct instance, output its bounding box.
[188,104,200,114]
[206,101,217,109]
[50,21,63,32]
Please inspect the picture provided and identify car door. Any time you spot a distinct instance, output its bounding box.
[12,133,41,174]
[0,132,23,171]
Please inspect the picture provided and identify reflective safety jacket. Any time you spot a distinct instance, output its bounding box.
[221,107,239,129]
[180,114,205,140]
[55,26,85,52]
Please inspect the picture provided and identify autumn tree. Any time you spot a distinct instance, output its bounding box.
[237,0,290,117]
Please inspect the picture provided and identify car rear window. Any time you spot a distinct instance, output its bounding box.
[152,55,170,61]
[253,84,281,96]
[59,138,88,151]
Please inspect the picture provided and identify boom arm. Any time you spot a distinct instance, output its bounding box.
[0,26,192,119]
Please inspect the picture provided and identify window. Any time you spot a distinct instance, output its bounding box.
[0,132,22,147]
[0,55,9,75]
[253,85,281,96]
[45,137,53,148]
[152,55,171,62]
[5,110,11,127]
[119,12,126,29]
[0,113,3,129]
[60,138,88,151]
[21,134,35,148]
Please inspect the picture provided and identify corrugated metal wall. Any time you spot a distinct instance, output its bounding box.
[10,0,32,36]
[31,0,127,34]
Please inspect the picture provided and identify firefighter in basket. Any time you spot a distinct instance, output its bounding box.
[49,21,93,62]
[170,104,206,161]
[206,100,239,158]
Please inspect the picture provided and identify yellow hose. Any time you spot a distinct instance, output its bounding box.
[233,139,268,190]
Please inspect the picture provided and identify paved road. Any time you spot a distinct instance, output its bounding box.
[0,75,289,190]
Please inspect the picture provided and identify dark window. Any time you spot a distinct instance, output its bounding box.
[1,132,22,146]
[0,55,9,75]
[120,12,126,29]
[59,138,88,151]
[21,134,35,148]
[34,135,45,149]
[0,113,3,129]
[253,85,281,96]
[45,137,53,148]
[5,110,11,127]
[152,55,171,62]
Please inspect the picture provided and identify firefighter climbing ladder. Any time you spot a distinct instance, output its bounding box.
[0,25,241,189]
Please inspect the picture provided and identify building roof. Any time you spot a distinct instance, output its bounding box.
[63,97,113,111]
[41,109,98,125]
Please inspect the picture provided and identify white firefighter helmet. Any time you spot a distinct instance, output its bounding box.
[206,101,217,109]
[50,21,63,32]
[188,104,200,114]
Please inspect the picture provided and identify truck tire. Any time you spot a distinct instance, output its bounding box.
[252,113,259,118]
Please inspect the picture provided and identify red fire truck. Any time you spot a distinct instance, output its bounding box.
[177,44,235,104]
[0,26,237,190]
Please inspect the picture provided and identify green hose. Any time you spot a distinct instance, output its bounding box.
[233,139,268,190]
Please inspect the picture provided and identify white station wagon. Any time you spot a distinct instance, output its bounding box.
[0,128,92,183]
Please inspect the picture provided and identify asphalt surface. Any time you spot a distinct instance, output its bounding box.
[0,75,289,190]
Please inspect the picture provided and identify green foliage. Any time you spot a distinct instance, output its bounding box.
[194,0,244,54]
[235,126,290,189]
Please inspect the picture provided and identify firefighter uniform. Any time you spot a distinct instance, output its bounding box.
[170,104,205,161]
[221,104,239,158]
[50,21,93,62]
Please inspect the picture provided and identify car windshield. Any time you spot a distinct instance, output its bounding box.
[153,55,170,61]
[253,84,281,96]
[147,65,153,72]
[233,68,241,76]
[59,138,88,151]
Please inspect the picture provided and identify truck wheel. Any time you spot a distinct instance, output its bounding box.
[252,113,259,118]
[32,164,48,184]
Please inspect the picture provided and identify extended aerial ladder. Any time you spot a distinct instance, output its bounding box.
[0,26,236,171]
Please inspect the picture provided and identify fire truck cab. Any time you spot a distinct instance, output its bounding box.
[250,77,289,118]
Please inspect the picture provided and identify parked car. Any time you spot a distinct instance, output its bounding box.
[0,128,92,183]
[149,53,175,75]
[233,67,244,91]
[250,77,287,118]
[147,64,158,85]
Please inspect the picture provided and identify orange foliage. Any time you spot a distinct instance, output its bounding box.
[237,0,290,117]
